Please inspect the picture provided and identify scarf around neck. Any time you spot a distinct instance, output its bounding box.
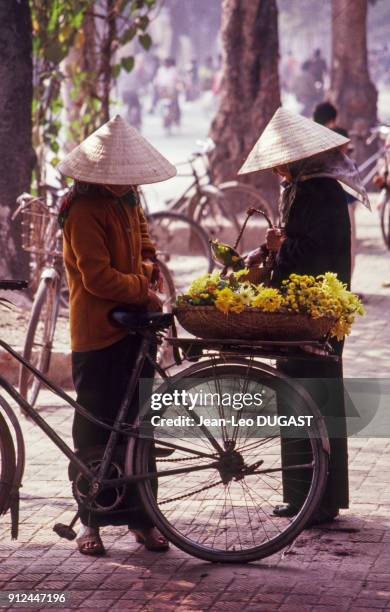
[58,182,139,228]
[279,148,371,226]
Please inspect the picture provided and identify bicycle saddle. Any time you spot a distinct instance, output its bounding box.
[109,307,173,331]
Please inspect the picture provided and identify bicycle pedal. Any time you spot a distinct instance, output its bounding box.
[53,523,77,541]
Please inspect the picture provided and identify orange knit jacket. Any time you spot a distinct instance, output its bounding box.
[63,193,156,352]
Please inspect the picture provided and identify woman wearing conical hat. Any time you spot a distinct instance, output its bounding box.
[58,115,176,555]
[240,108,369,526]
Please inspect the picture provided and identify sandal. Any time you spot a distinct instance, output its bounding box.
[76,533,106,556]
[131,527,169,552]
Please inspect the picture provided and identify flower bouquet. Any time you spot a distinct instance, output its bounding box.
[175,270,364,341]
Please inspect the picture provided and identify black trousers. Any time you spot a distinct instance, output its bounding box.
[277,339,349,510]
[71,335,156,529]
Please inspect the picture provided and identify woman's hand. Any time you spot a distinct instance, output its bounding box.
[245,246,266,267]
[266,228,285,252]
[147,289,163,312]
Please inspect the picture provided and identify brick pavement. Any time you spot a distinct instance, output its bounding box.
[0,204,390,611]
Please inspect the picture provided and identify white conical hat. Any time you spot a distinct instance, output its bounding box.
[57,114,177,185]
[239,107,350,174]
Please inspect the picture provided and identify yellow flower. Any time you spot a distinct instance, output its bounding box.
[251,288,283,312]
[233,268,250,281]
[229,294,246,314]
[214,287,236,314]
[187,271,221,297]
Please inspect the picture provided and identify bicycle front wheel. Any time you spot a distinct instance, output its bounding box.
[19,275,61,407]
[0,411,16,514]
[133,361,329,563]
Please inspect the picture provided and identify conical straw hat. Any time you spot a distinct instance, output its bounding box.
[239,107,350,174]
[58,114,177,185]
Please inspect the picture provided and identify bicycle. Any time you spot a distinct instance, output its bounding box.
[352,124,390,249]
[189,138,276,252]
[145,139,275,251]
[0,279,331,563]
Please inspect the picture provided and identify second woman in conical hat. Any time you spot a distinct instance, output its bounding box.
[240,107,369,527]
[58,115,176,556]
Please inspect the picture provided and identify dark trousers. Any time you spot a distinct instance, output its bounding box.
[71,335,156,529]
[277,339,349,510]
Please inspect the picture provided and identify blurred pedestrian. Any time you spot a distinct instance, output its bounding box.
[122,90,142,131]
[185,58,200,101]
[199,56,215,92]
[293,61,321,117]
[154,57,181,126]
[309,48,328,87]
[313,101,338,128]
[281,50,298,92]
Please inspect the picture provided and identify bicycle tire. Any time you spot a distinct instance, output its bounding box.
[133,360,329,563]
[191,191,241,247]
[0,411,17,515]
[155,258,176,365]
[380,191,390,249]
[18,275,60,407]
[147,210,213,272]
[217,182,275,252]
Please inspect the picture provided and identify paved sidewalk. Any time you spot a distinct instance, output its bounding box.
[0,205,390,611]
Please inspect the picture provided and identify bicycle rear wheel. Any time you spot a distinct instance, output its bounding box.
[380,191,390,249]
[190,191,241,246]
[133,361,329,563]
[147,211,213,297]
[19,275,61,407]
[0,411,16,515]
[218,182,275,253]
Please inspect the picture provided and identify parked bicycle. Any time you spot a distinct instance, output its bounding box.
[353,124,390,249]
[0,279,331,563]
[146,139,275,251]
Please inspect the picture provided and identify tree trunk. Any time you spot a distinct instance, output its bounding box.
[0,0,32,278]
[330,0,377,164]
[209,0,281,210]
[63,12,99,148]
[100,0,117,122]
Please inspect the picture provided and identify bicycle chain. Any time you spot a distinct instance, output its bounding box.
[158,478,224,505]
[156,455,214,463]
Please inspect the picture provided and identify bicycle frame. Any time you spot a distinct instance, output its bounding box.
[0,332,219,502]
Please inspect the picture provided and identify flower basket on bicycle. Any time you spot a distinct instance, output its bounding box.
[175,266,364,342]
[175,306,335,341]
[176,207,364,342]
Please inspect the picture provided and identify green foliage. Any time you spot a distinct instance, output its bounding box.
[29,0,157,192]
[139,33,152,50]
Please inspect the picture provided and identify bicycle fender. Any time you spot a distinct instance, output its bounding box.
[0,395,25,495]
[199,184,225,201]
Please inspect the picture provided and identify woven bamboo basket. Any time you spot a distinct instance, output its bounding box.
[175,306,335,341]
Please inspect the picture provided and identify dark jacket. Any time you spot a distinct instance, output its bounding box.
[273,176,351,510]
[272,176,351,288]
